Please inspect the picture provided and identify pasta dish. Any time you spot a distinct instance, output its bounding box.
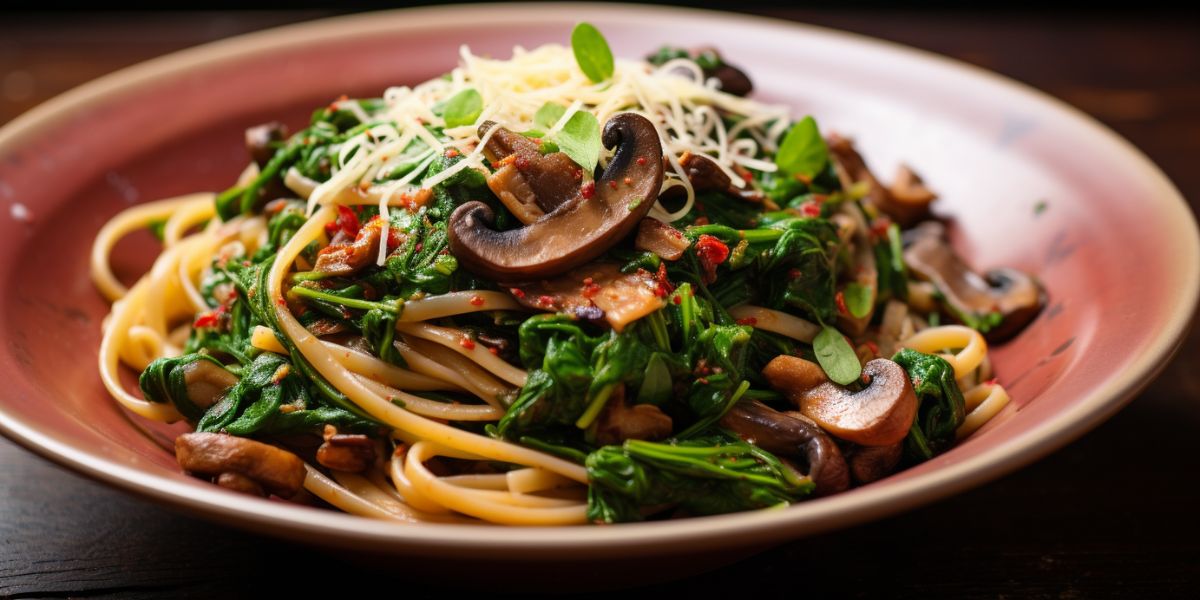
[91,24,1044,525]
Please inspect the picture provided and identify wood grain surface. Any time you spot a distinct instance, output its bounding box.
[1,9,1197,599]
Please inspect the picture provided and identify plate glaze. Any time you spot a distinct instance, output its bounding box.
[0,4,1196,562]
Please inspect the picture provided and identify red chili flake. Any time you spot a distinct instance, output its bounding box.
[653,262,674,297]
[799,201,821,218]
[835,291,849,316]
[788,268,802,280]
[864,340,880,356]
[192,308,221,329]
[459,337,476,350]
[870,216,893,240]
[697,377,710,385]
[673,295,682,305]
[334,205,361,237]
[445,149,460,158]
[387,228,405,250]
[469,295,485,307]
[735,317,758,326]
[608,180,619,190]
[693,216,710,226]
[985,378,999,386]
[580,181,596,199]
[636,157,647,166]
[623,177,633,186]
[275,297,287,306]
[510,287,526,299]
[514,156,530,170]
[488,347,499,355]
[741,170,754,182]
[241,260,252,267]
[414,243,423,252]
[537,295,555,307]
[694,234,730,284]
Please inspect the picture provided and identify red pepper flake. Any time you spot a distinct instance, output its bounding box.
[653,262,674,298]
[985,378,999,386]
[608,180,619,190]
[735,317,758,326]
[510,287,526,299]
[623,177,633,186]
[636,157,647,166]
[414,242,423,252]
[835,291,849,316]
[488,346,499,355]
[192,306,224,329]
[693,216,710,226]
[514,155,530,170]
[741,170,754,183]
[788,268,802,280]
[275,297,287,306]
[469,295,485,307]
[673,295,682,305]
[459,337,476,350]
[537,295,555,307]
[864,340,880,356]
[869,216,893,240]
[799,201,821,218]
[580,181,595,200]
[445,149,460,158]
[697,377,709,385]
[332,205,361,238]
[694,234,730,284]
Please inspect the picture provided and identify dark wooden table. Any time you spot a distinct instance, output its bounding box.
[2,9,1197,599]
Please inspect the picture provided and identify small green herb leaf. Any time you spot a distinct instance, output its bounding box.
[556,110,602,173]
[843,283,873,319]
[534,102,566,130]
[813,325,861,385]
[776,116,828,178]
[442,88,483,128]
[571,22,614,83]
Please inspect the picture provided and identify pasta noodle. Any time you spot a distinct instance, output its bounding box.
[92,25,1042,525]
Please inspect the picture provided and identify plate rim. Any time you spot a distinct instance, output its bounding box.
[0,2,1196,555]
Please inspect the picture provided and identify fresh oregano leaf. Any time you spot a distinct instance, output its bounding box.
[442,88,483,128]
[813,324,862,385]
[571,22,614,83]
[776,116,828,178]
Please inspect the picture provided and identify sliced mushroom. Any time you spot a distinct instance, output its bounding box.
[691,47,754,97]
[592,386,673,446]
[512,262,664,332]
[176,432,306,498]
[764,356,917,447]
[843,442,904,485]
[479,123,583,224]
[245,121,288,169]
[827,133,935,228]
[216,471,266,497]
[448,113,664,281]
[660,152,765,205]
[635,217,690,261]
[904,221,1046,342]
[181,360,239,411]
[315,425,377,473]
[313,218,382,275]
[719,400,850,496]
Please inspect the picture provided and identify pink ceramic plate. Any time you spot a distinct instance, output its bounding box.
[0,5,1196,561]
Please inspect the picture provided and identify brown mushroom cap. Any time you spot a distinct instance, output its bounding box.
[719,400,849,496]
[175,432,306,498]
[763,356,917,447]
[904,221,1046,342]
[447,112,664,282]
[827,133,935,228]
[844,442,904,485]
[479,122,584,223]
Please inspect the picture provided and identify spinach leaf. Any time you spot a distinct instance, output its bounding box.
[775,116,828,178]
[440,88,483,128]
[892,348,966,461]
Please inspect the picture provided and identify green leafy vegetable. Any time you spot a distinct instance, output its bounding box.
[775,116,828,178]
[892,348,966,461]
[533,103,602,174]
[570,22,614,83]
[441,88,483,128]
[813,324,862,385]
[843,282,873,318]
[586,434,814,523]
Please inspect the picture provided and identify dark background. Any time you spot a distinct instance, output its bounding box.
[1,6,1198,598]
